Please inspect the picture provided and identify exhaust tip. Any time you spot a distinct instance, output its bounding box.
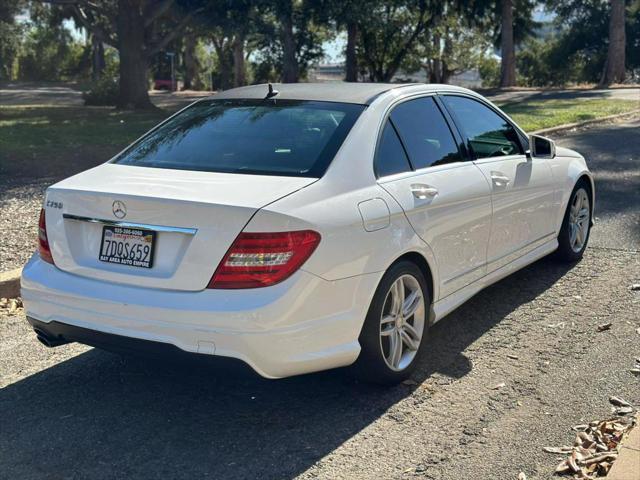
[33,328,69,348]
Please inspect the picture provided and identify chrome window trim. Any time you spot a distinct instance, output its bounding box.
[62,214,198,235]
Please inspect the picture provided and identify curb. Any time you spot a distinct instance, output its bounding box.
[532,109,640,137]
[606,414,640,479]
[0,268,21,299]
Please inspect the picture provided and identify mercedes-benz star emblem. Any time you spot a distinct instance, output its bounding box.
[112,200,127,219]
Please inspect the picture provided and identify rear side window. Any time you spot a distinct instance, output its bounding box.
[390,97,462,169]
[441,95,523,159]
[375,120,412,177]
[113,99,365,178]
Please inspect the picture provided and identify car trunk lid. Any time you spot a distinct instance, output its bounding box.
[44,163,316,291]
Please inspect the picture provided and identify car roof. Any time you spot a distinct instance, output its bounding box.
[209,82,442,105]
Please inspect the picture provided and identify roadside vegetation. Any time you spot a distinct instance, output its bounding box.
[2,97,637,182]
[1,1,637,111]
[502,98,639,131]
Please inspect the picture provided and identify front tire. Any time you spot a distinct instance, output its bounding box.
[556,181,592,262]
[352,261,430,385]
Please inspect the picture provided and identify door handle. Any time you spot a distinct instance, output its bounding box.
[410,184,438,199]
[490,171,510,187]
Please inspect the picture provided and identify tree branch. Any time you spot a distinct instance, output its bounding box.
[144,0,175,28]
[38,0,108,17]
[71,5,117,47]
[145,9,203,57]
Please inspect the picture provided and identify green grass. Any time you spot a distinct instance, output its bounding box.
[0,105,170,155]
[1,98,637,173]
[500,98,639,132]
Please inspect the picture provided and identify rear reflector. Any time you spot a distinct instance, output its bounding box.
[38,208,54,264]
[208,230,321,289]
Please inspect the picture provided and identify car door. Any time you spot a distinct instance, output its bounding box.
[375,96,493,298]
[440,95,556,272]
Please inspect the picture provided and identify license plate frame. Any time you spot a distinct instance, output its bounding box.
[99,225,156,269]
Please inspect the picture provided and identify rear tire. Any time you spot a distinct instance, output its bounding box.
[352,261,430,385]
[555,180,592,262]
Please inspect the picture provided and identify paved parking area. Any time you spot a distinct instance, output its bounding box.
[1,119,639,480]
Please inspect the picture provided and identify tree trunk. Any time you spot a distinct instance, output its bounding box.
[233,33,246,87]
[345,21,358,82]
[429,32,442,83]
[91,34,105,81]
[183,33,201,90]
[213,40,233,91]
[429,59,441,83]
[281,3,298,83]
[601,0,626,85]
[441,34,454,84]
[499,0,516,87]
[116,0,153,109]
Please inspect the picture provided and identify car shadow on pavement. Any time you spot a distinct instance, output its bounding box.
[0,257,574,480]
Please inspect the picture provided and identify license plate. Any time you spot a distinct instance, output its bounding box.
[99,225,156,268]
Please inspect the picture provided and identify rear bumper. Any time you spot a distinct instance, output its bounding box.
[21,255,381,378]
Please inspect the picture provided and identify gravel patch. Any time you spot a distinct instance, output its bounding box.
[0,179,50,271]
[1,249,639,480]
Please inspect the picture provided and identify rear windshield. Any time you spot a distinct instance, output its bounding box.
[113,99,365,177]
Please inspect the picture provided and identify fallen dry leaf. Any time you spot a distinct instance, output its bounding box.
[609,396,631,408]
[543,399,636,479]
[543,446,572,454]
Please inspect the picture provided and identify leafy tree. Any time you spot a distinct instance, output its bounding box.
[357,0,429,82]
[321,0,370,81]
[602,0,626,84]
[0,0,26,80]
[182,31,206,90]
[40,0,204,109]
[254,0,330,83]
[544,0,639,84]
[416,6,493,84]
[193,0,260,89]
[18,4,86,81]
[457,0,538,87]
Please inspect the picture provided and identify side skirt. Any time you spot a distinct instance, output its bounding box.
[430,238,558,324]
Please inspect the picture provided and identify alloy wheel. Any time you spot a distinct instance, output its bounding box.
[379,274,426,371]
[569,188,590,253]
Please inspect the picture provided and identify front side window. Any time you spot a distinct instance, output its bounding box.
[441,95,523,160]
[389,97,462,169]
[374,120,412,177]
[114,99,365,177]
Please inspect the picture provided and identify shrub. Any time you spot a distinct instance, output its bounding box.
[478,55,501,88]
[83,74,119,106]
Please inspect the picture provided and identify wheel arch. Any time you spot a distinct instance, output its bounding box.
[389,251,436,322]
[576,173,595,225]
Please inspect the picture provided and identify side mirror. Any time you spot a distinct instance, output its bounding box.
[529,134,556,159]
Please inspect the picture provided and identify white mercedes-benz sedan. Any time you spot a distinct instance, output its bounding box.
[21,83,594,384]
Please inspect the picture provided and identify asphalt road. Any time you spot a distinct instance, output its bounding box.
[1,81,638,108]
[0,82,211,108]
[482,86,640,105]
[1,119,639,480]
[554,118,640,251]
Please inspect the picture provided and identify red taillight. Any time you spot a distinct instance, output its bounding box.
[208,230,321,289]
[38,208,54,265]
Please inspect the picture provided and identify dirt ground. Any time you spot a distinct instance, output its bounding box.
[0,114,639,479]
